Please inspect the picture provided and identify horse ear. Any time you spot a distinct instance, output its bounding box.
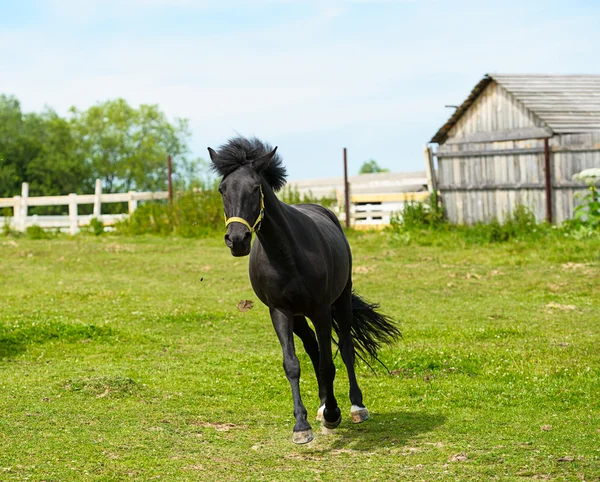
[253,147,278,172]
[207,147,219,163]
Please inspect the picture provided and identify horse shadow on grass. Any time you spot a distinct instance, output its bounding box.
[310,410,446,453]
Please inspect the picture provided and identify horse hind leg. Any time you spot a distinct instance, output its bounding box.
[292,316,327,422]
[333,285,370,424]
[311,306,342,429]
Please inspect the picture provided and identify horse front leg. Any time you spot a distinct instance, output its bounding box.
[270,307,313,444]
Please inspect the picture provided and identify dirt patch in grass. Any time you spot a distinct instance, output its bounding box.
[189,420,248,432]
[63,375,139,398]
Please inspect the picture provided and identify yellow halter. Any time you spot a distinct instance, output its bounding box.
[224,185,265,233]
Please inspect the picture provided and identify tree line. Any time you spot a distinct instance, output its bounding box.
[0,94,201,200]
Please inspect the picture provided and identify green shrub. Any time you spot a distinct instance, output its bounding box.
[2,208,13,236]
[390,191,445,230]
[573,185,600,229]
[25,225,49,240]
[89,217,105,236]
[116,183,223,237]
[388,202,563,246]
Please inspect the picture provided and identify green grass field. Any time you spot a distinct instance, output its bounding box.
[1,232,599,481]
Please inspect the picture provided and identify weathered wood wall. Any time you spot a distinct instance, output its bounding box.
[552,133,600,223]
[437,133,600,224]
[436,81,600,224]
[447,82,544,137]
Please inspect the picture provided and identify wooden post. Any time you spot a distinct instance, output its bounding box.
[20,182,29,231]
[128,192,137,214]
[343,148,350,228]
[544,137,553,223]
[167,154,173,204]
[93,179,102,218]
[13,196,21,232]
[68,193,79,235]
[424,145,437,193]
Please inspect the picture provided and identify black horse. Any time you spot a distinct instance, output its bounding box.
[208,137,400,444]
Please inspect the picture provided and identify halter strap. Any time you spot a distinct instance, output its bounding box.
[224,185,265,233]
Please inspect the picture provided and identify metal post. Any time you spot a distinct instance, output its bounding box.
[167,154,173,204]
[343,148,350,228]
[544,138,553,223]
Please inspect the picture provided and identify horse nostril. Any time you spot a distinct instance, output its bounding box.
[224,234,233,247]
[244,231,252,240]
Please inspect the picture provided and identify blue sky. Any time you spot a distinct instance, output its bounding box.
[1,0,600,180]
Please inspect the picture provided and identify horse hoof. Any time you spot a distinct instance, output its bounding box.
[316,405,325,422]
[322,413,342,429]
[351,405,370,423]
[293,429,314,444]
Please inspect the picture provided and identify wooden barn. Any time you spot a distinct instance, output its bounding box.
[429,74,600,224]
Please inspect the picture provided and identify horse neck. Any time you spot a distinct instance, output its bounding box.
[256,183,296,262]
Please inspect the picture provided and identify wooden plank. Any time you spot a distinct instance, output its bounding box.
[439,183,545,191]
[445,127,552,144]
[350,192,429,203]
[423,145,437,193]
[437,147,545,158]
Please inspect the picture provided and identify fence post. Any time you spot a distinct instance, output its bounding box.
[343,148,350,228]
[93,179,102,218]
[20,183,29,231]
[13,196,21,231]
[128,192,137,214]
[68,193,79,235]
[424,145,437,193]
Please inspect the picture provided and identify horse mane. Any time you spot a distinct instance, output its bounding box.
[210,136,287,192]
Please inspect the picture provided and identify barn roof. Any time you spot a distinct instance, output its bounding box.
[431,74,600,143]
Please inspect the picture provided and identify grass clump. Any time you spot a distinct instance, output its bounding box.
[25,225,51,240]
[64,376,138,398]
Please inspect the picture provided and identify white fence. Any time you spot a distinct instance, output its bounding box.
[289,171,430,228]
[1,173,432,234]
[0,180,168,235]
[339,191,430,227]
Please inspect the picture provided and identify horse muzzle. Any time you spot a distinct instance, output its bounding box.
[224,228,252,257]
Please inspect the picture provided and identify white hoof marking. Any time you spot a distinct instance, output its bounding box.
[350,405,370,423]
[316,404,325,421]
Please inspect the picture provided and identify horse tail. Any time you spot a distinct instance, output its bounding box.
[332,290,401,360]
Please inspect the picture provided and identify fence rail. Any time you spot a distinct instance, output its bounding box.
[0,180,168,234]
[340,191,429,228]
[1,180,429,234]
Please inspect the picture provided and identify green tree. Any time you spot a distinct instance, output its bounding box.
[0,95,89,201]
[359,159,389,174]
[70,99,196,193]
